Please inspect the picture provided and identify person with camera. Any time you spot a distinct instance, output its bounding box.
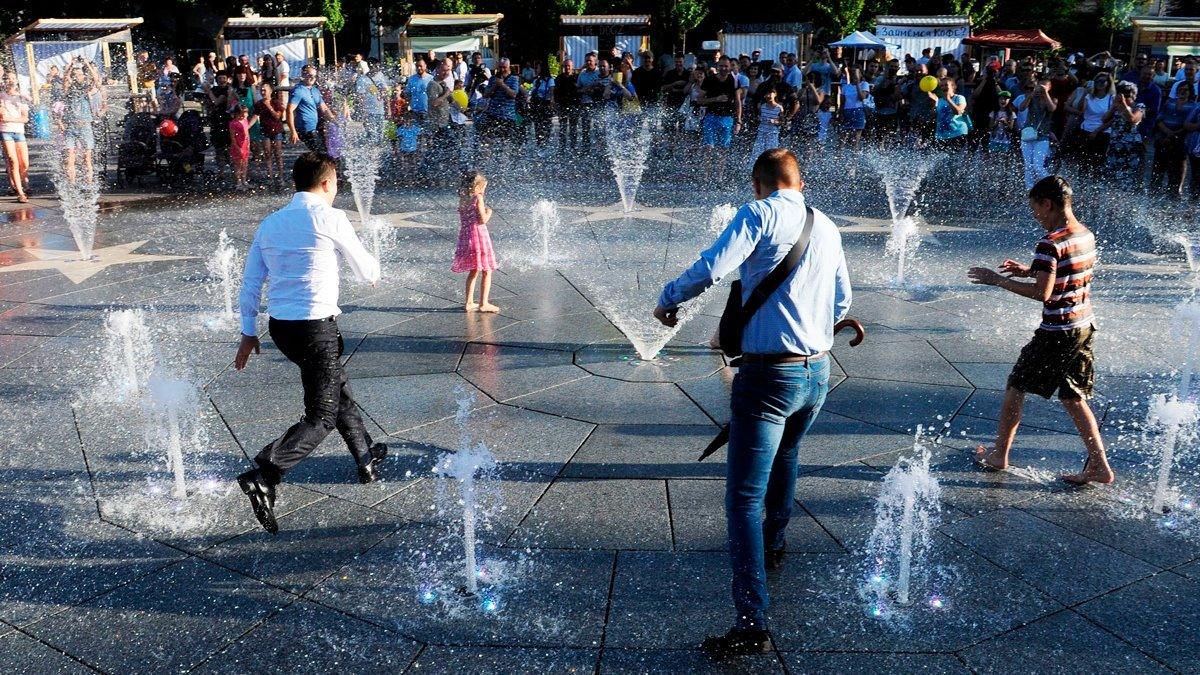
[653,148,852,659]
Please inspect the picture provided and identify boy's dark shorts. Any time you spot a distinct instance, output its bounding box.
[1008,326,1095,400]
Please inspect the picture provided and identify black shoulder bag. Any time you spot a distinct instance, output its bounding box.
[717,206,814,359]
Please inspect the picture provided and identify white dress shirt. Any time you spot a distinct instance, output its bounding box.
[239,192,380,336]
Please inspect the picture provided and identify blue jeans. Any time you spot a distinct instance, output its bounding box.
[727,357,830,630]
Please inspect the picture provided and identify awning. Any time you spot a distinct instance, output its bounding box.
[560,14,651,27]
[829,31,888,48]
[962,29,1061,50]
[5,17,143,44]
[723,22,813,34]
[873,15,969,28]
[407,14,503,35]
[220,16,326,40]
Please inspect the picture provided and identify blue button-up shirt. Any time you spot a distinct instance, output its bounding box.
[658,189,852,355]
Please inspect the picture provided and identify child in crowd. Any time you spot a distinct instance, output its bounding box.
[228,104,254,190]
[395,113,422,173]
[989,91,1014,152]
[451,170,498,313]
[324,105,346,159]
[749,85,784,168]
[968,175,1113,485]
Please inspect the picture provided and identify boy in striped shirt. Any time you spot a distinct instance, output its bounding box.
[967,175,1114,485]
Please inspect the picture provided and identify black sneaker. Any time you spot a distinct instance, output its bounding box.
[765,543,786,571]
[357,442,389,484]
[701,628,773,658]
[237,469,278,534]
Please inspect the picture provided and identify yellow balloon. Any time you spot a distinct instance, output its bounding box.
[614,72,623,84]
[919,75,939,93]
[451,89,469,108]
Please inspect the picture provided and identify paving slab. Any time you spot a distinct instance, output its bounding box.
[576,343,726,383]
[351,373,491,434]
[196,599,422,674]
[781,652,968,674]
[565,424,724,479]
[0,632,93,675]
[833,339,969,387]
[457,342,588,401]
[959,609,1170,674]
[344,334,465,377]
[601,647,782,673]
[940,507,1158,606]
[28,557,295,673]
[1077,571,1200,673]
[604,551,729,649]
[668,479,841,553]
[309,529,613,647]
[823,379,973,435]
[510,478,672,550]
[509,376,713,425]
[409,646,597,673]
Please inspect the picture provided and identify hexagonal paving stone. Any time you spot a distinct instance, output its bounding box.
[508,376,713,426]
[457,342,588,402]
[823,379,973,435]
[565,424,724,479]
[409,646,597,674]
[510,478,673,551]
[576,343,726,383]
[833,339,970,387]
[0,632,93,674]
[1076,571,1200,673]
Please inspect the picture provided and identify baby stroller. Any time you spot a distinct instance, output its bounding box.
[117,112,157,187]
[158,110,208,183]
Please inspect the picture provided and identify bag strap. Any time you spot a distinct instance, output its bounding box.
[740,206,814,327]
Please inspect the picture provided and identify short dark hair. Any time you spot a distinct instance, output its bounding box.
[752,148,802,187]
[293,152,338,191]
[1028,175,1073,207]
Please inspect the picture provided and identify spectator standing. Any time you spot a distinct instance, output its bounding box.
[1152,84,1195,196]
[288,65,334,153]
[838,68,869,149]
[207,71,234,173]
[1077,74,1115,175]
[1102,81,1146,183]
[697,57,741,178]
[631,53,662,106]
[933,77,970,150]
[555,59,580,150]
[576,54,602,147]
[406,59,434,124]
[0,72,32,202]
[275,54,291,90]
[1015,76,1056,189]
[529,61,555,149]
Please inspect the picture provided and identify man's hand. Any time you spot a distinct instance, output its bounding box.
[289,131,299,145]
[967,266,1004,286]
[653,305,678,327]
[999,259,1031,277]
[234,334,261,371]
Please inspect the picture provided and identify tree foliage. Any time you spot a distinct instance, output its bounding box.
[1096,0,1144,32]
[321,0,345,34]
[555,0,588,15]
[949,0,998,29]
[671,0,710,49]
[814,0,866,37]
[435,0,478,12]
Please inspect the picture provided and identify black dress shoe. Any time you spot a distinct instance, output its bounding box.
[765,543,786,571]
[701,628,773,658]
[237,470,278,534]
[357,442,389,484]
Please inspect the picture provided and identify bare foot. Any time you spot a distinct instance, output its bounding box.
[708,331,721,350]
[974,444,1008,471]
[464,302,479,312]
[1061,461,1115,486]
[479,303,500,314]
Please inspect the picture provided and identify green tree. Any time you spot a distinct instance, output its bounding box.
[949,0,998,29]
[555,0,587,15]
[814,0,866,36]
[669,0,709,52]
[321,0,345,34]
[435,0,477,12]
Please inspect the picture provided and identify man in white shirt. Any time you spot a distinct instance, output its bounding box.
[274,53,290,87]
[234,153,385,534]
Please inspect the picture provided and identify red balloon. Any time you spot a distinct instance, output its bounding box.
[158,119,178,137]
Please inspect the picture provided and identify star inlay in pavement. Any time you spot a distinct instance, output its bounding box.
[0,240,196,284]
[560,202,694,226]
[830,214,976,234]
[354,210,450,230]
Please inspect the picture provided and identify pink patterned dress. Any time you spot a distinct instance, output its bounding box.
[451,200,497,273]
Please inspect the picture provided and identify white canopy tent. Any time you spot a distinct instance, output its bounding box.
[217,16,327,78]
[5,18,142,103]
[391,14,503,71]
[873,15,970,63]
[559,15,651,66]
[829,30,892,61]
[717,22,813,69]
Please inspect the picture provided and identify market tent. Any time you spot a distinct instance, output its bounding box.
[718,22,813,68]
[1130,16,1200,65]
[962,29,1060,50]
[873,15,970,62]
[4,18,143,102]
[394,13,503,68]
[217,16,327,78]
[829,31,888,48]
[559,15,651,66]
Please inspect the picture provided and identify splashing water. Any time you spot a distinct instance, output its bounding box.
[1145,394,1200,515]
[142,375,204,499]
[342,117,391,263]
[708,203,738,236]
[862,428,942,611]
[886,217,920,287]
[532,200,562,265]
[578,268,718,361]
[602,110,653,212]
[435,389,498,595]
[1171,234,1199,274]
[866,152,942,287]
[206,230,240,326]
[99,308,155,404]
[1175,301,1200,401]
[48,92,103,260]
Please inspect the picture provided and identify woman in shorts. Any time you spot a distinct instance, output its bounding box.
[0,72,32,202]
[252,82,285,186]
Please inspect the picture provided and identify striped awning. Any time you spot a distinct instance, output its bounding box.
[874,15,970,27]
[6,17,143,44]
[223,17,327,30]
[560,15,651,27]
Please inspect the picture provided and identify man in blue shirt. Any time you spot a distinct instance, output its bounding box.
[405,58,434,123]
[576,53,602,147]
[287,65,333,153]
[655,148,852,657]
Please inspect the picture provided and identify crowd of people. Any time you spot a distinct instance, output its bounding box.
[4,44,1200,200]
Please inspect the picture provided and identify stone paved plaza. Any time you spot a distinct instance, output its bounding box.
[1,179,1199,674]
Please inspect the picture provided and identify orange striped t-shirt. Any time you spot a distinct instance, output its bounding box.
[1029,225,1096,331]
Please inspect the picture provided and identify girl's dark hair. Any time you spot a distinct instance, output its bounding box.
[1028,175,1073,207]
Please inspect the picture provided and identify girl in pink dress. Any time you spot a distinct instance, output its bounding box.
[451,171,498,312]
[228,104,254,190]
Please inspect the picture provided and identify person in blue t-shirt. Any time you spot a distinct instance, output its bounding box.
[934,77,971,149]
[287,65,334,153]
